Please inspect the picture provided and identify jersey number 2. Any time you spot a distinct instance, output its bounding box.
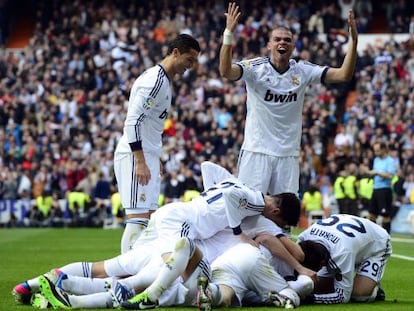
[317,215,367,237]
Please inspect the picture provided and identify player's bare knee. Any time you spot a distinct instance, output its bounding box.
[352,285,376,297]
[352,275,377,297]
[218,285,234,307]
[351,285,378,302]
[92,262,108,278]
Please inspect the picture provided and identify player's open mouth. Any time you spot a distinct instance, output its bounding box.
[278,48,287,54]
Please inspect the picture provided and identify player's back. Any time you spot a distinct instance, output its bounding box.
[151,178,264,240]
[298,214,390,263]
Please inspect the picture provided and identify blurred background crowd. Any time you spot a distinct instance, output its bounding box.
[1,0,414,228]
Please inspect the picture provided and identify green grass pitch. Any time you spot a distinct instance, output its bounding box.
[1,228,414,311]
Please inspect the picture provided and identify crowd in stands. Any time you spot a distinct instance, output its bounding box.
[1,0,414,228]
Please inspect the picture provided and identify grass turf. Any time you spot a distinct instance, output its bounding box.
[1,228,414,310]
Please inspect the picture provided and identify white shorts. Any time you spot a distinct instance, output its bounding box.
[237,150,299,195]
[104,243,162,277]
[132,202,189,256]
[355,249,391,283]
[211,243,288,306]
[114,151,161,214]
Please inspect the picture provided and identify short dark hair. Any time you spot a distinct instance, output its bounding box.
[167,34,200,55]
[299,240,342,280]
[299,240,329,272]
[273,192,300,226]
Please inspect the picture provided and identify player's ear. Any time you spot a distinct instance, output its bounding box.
[267,41,272,51]
[171,47,180,57]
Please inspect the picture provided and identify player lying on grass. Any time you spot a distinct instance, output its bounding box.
[297,214,392,304]
[13,214,314,309]
[13,163,314,309]
[33,235,314,310]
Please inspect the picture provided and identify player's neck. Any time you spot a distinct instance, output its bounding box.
[270,57,290,74]
[159,58,174,81]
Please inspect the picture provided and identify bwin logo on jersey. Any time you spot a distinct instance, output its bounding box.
[264,90,297,103]
[143,97,155,110]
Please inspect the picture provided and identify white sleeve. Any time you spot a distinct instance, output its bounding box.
[313,254,353,304]
[201,161,233,190]
[222,183,265,229]
[241,215,284,237]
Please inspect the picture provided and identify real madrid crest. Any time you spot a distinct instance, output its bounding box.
[139,193,147,202]
[240,60,251,68]
[291,76,300,86]
[239,197,247,208]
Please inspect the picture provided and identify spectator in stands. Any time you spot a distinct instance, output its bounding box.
[343,162,360,215]
[403,173,414,203]
[35,190,53,219]
[163,170,184,204]
[92,172,111,209]
[1,0,414,231]
[46,192,65,228]
[333,169,347,215]
[301,182,323,217]
[17,169,32,200]
[358,168,374,214]
[1,168,18,199]
[23,205,44,227]
[308,10,324,35]
[338,0,356,27]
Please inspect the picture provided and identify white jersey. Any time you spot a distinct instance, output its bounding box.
[297,214,392,303]
[115,64,171,156]
[197,215,284,264]
[138,178,265,253]
[211,243,299,307]
[200,161,233,190]
[236,57,327,157]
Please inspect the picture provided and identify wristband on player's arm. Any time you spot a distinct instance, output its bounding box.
[232,225,242,235]
[129,141,142,151]
[223,28,233,45]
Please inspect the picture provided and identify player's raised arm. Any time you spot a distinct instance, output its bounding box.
[219,2,242,80]
[200,161,233,190]
[325,9,358,83]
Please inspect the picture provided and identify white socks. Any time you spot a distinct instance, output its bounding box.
[287,274,314,297]
[121,218,148,253]
[26,262,93,292]
[146,237,194,301]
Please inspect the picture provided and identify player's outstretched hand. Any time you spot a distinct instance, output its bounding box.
[224,2,241,33]
[348,9,358,42]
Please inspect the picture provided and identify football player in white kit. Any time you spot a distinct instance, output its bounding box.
[297,214,392,304]
[219,3,358,196]
[114,34,200,253]
[13,162,308,309]
[24,214,311,309]
[121,174,301,309]
[15,166,302,309]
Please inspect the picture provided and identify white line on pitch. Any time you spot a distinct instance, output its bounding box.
[391,254,414,261]
[391,237,414,243]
